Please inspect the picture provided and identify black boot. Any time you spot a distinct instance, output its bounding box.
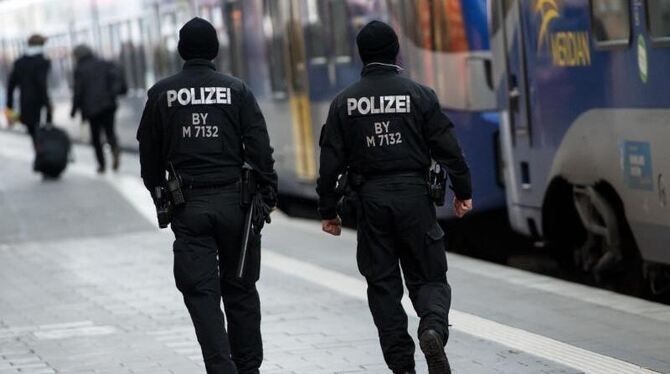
[393,370,416,374]
[419,330,451,374]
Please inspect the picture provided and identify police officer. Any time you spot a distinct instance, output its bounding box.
[317,21,473,374]
[137,18,277,374]
[4,34,51,147]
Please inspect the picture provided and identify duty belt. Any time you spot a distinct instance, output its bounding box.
[362,171,427,181]
[183,176,239,191]
[187,183,238,192]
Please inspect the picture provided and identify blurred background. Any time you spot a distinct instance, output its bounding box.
[0,0,669,301]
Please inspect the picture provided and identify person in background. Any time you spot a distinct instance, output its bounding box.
[4,34,52,147]
[71,44,127,173]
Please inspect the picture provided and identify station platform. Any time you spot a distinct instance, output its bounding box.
[0,130,668,374]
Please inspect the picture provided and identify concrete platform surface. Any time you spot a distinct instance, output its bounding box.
[0,131,668,374]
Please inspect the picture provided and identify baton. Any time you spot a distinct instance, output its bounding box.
[236,202,254,279]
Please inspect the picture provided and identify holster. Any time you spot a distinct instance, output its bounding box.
[428,163,448,206]
[167,163,185,207]
[154,186,172,229]
[336,170,364,228]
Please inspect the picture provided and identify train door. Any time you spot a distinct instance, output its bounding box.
[490,0,539,235]
[499,0,532,150]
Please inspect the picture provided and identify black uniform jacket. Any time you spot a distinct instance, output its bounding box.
[71,55,120,119]
[137,59,277,193]
[6,53,51,125]
[317,64,472,219]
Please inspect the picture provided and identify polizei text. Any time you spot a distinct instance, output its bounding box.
[167,87,232,107]
[347,95,411,116]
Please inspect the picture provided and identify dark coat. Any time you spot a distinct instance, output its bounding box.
[137,59,277,191]
[6,53,51,125]
[317,64,472,219]
[71,55,123,119]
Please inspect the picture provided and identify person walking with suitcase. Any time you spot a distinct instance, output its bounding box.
[71,45,127,173]
[4,34,52,148]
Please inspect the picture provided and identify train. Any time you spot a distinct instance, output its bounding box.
[0,0,505,219]
[489,0,670,293]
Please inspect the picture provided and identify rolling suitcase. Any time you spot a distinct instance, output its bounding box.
[34,123,71,178]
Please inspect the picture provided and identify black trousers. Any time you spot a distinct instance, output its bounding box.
[355,177,451,372]
[170,188,263,374]
[20,107,42,147]
[24,121,38,147]
[88,109,119,168]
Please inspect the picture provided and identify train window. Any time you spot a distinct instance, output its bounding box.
[389,0,469,53]
[489,0,516,36]
[306,0,327,64]
[156,11,180,77]
[262,0,288,98]
[488,0,499,35]
[431,0,468,52]
[387,0,417,73]
[211,5,232,74]
[132,19,148,90]
[647,0,670,43]
[590,0,631,48]
[117,19,147,91]
[223,1,246,80]
[329,0,353,62]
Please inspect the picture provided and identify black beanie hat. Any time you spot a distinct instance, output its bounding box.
[356,20,399,65]
[178,17,219,61]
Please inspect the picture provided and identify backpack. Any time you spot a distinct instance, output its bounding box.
[108,62,128,97]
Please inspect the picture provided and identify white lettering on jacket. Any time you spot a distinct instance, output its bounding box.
[167,87,232,107]
[346,95,411,116]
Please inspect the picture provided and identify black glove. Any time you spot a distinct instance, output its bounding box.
[251,192,272,235]
[260,185,278,209]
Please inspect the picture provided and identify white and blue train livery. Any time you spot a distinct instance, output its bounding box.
[490,0,670,293]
